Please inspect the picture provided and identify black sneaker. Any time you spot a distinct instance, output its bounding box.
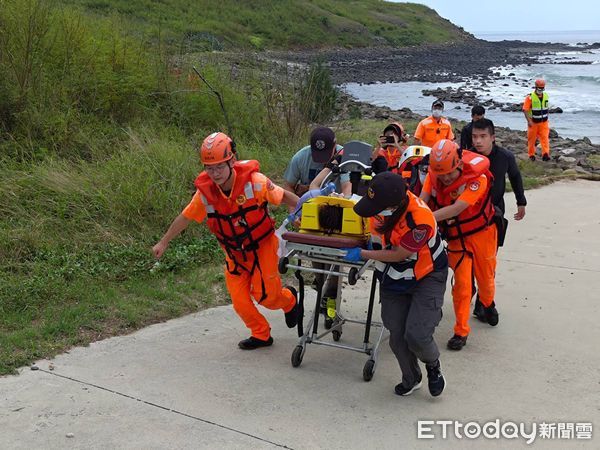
[529,155,536,161]
[542,153,550,161]
[447,334,467,351]
[425,360,446,397]
[484,301,499,326]
[473,298,486,322]
[284,286,299,328]
[394,375,422,396]
[238,336,274,350]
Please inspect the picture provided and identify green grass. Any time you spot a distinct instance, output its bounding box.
[0,264,226,375]
[60,0,472,50]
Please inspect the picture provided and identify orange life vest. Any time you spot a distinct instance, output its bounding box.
[398,159,425,196]
[194,160,276,301]
[428,150,495,241]
[376,146,403,171]
[194,160,275,260]
[370,192,447,292]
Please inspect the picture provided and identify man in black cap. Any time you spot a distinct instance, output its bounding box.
[344,172,448,397]
[283,126,349,196]
[283,127,350,325]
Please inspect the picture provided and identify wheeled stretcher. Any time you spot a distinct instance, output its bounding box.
[278,191,387,381]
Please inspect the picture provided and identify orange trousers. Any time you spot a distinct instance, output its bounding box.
[224,234,296,340]
[447,225,497,337]
[527,121,550,157]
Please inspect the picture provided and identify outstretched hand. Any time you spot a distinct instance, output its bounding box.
[152,241,168,259]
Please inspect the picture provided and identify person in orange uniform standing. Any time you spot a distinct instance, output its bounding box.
[152,132,300,350]
[414,100,454,147]
[420,140,498,351]
[523,79,551,161]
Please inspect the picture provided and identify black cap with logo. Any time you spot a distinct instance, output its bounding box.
[353,172,407,217]
[310,127,336,163]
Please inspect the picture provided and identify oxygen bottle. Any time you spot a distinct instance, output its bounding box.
[275,182,336,258]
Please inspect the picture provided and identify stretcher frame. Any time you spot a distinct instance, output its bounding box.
[278,241,387,381]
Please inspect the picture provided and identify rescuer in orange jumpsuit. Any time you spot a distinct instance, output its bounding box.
[420,140,498,351]
[523,79,551,161]
[152,132,300,350]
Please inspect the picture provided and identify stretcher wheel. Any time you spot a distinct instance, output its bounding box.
[278,257,289,274]
[363,359,375,382]
[291,345,304,367]
[332,329,342,342]
[348,267,359,285]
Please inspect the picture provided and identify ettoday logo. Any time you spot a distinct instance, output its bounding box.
[417,420,593,444]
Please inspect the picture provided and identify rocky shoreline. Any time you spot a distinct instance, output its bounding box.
[334,92,600,178]
[272,39,600,178]
[272,40,598,85]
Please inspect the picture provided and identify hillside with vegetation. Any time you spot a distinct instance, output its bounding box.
[0,0,473,375]
[61,0,473,50]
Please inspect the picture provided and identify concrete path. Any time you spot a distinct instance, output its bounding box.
[1,180,599,449]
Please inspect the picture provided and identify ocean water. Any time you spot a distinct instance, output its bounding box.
[344,31,600,144]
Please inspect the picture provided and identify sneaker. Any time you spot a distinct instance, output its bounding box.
[473,298,486,322]
[425,360,446,397]
[238,336,274,350]
[542,153,550,161]
[394,375,422,396]
[447,334,467,351]
[484,301,499,326]
[326,297,337,319]
[284,286,299,328]
[529,155,536,161]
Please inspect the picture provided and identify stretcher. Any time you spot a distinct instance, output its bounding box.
[278,190,387,382]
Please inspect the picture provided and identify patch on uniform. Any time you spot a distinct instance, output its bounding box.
[266,179,275,191]
[469,181,480,191]
[236,194,246,205]
[412,227,427,243]
[400,224,432,252]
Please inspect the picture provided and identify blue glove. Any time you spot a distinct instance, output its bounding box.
[342,247,363,262]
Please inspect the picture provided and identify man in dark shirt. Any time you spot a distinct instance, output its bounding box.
[470,118,527,321]
[460,105,486,151]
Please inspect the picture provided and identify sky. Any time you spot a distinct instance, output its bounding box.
[390,1,600,33]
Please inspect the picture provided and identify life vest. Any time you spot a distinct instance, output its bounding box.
[428,150,495,241]
[529,91,549,123]
[375,146,403,171]
[399,159,424,196]
[370,192,447,293]
[194,160,275,300]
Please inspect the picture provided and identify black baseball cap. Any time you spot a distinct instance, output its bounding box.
[310,127,336,163]
[432,99,444,109]
[354,172,407,217]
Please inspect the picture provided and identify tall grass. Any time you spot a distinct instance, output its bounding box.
[0,0,342,374]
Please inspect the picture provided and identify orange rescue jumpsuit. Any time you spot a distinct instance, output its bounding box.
[414,116,455,148]
[523,93,550,158]
[423,166,497,337]
[183,161,296,340]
